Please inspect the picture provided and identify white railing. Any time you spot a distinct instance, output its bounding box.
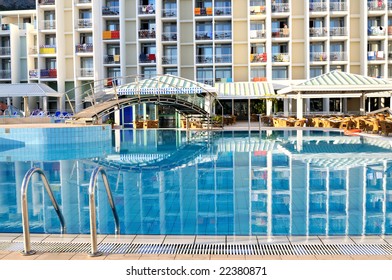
[102,6,119,15]
[77,19,93,28]
[272,53,290,62]
[309,27,328,37]
[368,51,385,60]
[195,31,213,40]
[215,54,232,63]
[330,2,347,11]
[368,1,385,10]
[0,47,11,56]
[76,0,92,3]
[42,20,56,30]
[139,5,155,15]
[162,32,177,41]
[330,51,346,61]
[80,68,94,77]
[214,31,232,39]
[309,1,328,11]
[162,56,177,64]
[196,55,214,63]
[215,6,232,15]
[271,28,290,37]
[271,3,290,13]
[162,8,177,17]
[310,52,328,61]
[250,29,266,39]
[368,26,386,36]
[250,5,266,15]
[330,27,347,36]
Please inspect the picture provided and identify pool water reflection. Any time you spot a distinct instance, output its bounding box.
[0,129,392,236]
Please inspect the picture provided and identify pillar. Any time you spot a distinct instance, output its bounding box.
[296,93,303,119]
[23,96,30,117]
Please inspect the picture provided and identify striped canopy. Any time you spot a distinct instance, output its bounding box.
[215,82,275,99]
[116,75,217,95]
[278,70,392,96]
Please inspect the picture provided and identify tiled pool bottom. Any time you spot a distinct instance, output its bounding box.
[1,234,392,260]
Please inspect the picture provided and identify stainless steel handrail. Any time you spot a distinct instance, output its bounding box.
[88,166,120,257]
[21,167,66,256]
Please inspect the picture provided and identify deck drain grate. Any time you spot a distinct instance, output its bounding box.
[1,241,392,256]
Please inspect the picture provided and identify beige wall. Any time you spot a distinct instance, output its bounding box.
[179,0,193,20]
[350,42,360,63]
[291,19,304,40]
[65,58,74,80]
[126,44,137,65]
[233,20,248,42]
[292,43,305,64]
[233,0,248,18]
[180,45,194,66]
[125,67,137,77]
[64,34,73,56]
[292,66,305,80]
[292,2,304,16]
[180,67,194,81]
[350,18,360,39]
[350,2,360,14]
[234,66,248,82]
[125,21,136,42]
[350,65,361,75]
[64,12,73,33]
[125,0,137,18]
[180,22,194,43]
[233,44,248,64]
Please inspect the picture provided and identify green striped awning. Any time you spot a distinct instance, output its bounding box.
[215,82,275,99]
[116,75,217,95]
[278,70,392,95]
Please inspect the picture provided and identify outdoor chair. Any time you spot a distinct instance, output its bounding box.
[380,120,392,136]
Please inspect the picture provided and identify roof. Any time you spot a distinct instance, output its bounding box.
[277,71,392,97]
[215,138,278,152]
[116,75,217,95]
[215,82,275,99]
[0,83,62,98]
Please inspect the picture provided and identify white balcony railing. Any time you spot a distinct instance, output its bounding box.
[271,3,290,13]
[214,31,232,39]
[368,1,385,10]
[162,32,177,41]
[196,55,214,63]
[309,1,328,12]
[215,6,232,15]
[309,27,328,37]
[310,52,328,61]
[0,47,11,56]
[330,27,347,36]
[77,19,93,28]
[368,51,385,60]
[272,53,290,62]
[102,6,119,15]
[368,26,386,36]
[271,28,290,37]
[195,31,213,40]
[250,29,266,39]
[330,1,347,11]
[215,54,232,63]
[80,68,94,77]
[162,8,177,17]
[162,56,177,64]
[330,51,346,61]
[42,20,56,30]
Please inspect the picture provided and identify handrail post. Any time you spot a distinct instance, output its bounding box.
[20,167,66,256]
[88,166,120,257]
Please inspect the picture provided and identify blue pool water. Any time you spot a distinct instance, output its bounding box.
[1,129,392,236]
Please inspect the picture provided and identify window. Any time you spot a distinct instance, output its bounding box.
[310,66,324,78]
[141,66,156,78]
[215,67,232,81]
[81,57,93,69]
[197,67,213,85]
[106,20,119,31]
[272,66,288,80]
[80,33,93,44]
[107,44,120,55]
[310,43,324,53]
[215,44,232,63]
[251,67,266,80]
[45,58,56,69]
[79,9,92,19]
[44,11,55,21]
[164,67,178,76]
[45,34,56,46]
[196,44,213,63]
[250,43,266,54]
[330,65,345,72]
[163,46,177,64]
[107,67,121,79]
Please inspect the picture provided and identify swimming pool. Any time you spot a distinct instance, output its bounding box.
[1,129,392,236]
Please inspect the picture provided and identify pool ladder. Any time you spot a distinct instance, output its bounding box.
[20,166,120,257]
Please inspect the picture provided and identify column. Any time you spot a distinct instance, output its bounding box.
[296,93,303,119]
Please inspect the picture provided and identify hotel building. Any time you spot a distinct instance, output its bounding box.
[0,0,392,119]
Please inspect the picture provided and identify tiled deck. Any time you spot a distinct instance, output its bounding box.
[1,233,391,260]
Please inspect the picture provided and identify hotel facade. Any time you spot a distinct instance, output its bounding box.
[0,0,392,119]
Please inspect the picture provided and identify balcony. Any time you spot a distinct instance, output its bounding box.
[42,20,56,30]
[77,19,92,29]
[1,24,9,31]
[271,3,290,13]
[29,69,57,78]
[250,30,266,39]
[309,1,327,12]
[330,27,347,36]
[250,5,266,15]
[39,45,56,54]
[39,0,55,5]
[139,29,156,39]
[250,53,267,63]
[29,47,38,55]
[0,47,11,56]
[162,8,177,17]
[368,1,385,11]
[272,53,290,62]
[197,79,214,86]
[330,1,347,11]
[309,27,328,37]
[80,68,94,77]
[139,5,155,15]
[76,0,92,3]
[215,6,231,16]
[194,7,213,16]
[103,6,119,15]
[139,53,156,63]
[368,26,386,36]
[215,31,232,40]
[195,31,213,40]
[330,51,347,61]
[162,32,177,41]
[310,52,328,62]
[104,54,120,64]
[389,1,392,10]
[103,30,120,40]
[215,54,232,63]
[75,43,93,53]
[0,70,11,79]
[271,28,290,38]
[368,51,385,60]
[196,55,213,64]
[162,56,177,64]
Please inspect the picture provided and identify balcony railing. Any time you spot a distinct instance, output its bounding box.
[272,53,290,62]
[309,27,328,37]
[162,56,177,64]
[75,43,93,53]
[77,19,92,28]
[196,55,214,64]
[103,6,119,15]
[330,51,347,61]
[139,5,155,15]
[162,8,177,17]
[250,5,266,15]
[39,0,55,5]
[104,54,120,64]
[194,7,213,16]
[29,47,38,55]
[389,1,392,10]
[139,29,156,39]
[29,69,57,78]
[250,53,267,63]
[310,52,328,61]
[368,1,385,10]
[195,31,213,40]
[0,47,11,56]
[309,1,328,12]
[271,28,290,38]
[330,27,347,36]
[103,30,120,39]
[39,45,56,54]
[139,53,156,63]
[271,3,290,13]
[76,0,92,3]
[1,24,9,31]
[368,26,386,35]
[215,54,232,63]
[330,2,347,11]
[80,68,94,77]
[0,70,11,79]
[42,20,56,30]
[215,31,232,40]
[215,6,232,15]
[162,32,177,41]
[197,79,214,86]
[250,30,266,39]
[368,50,385,60]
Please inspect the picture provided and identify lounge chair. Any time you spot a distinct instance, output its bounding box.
[380,120,392,136]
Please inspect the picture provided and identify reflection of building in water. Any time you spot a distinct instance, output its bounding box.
[1,130,392,235]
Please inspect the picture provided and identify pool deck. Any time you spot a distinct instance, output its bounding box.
[1,233,392,260]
